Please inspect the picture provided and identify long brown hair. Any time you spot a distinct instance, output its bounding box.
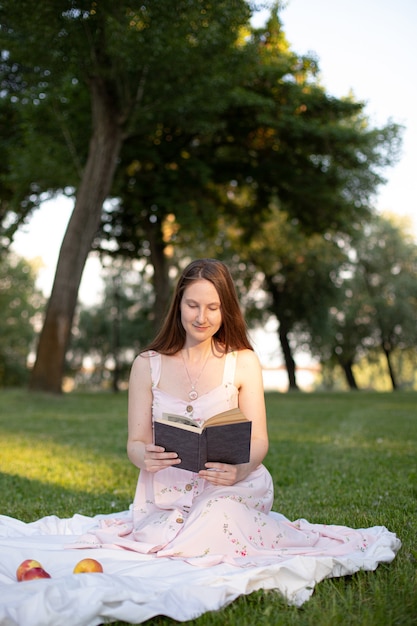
[143,259,253,355]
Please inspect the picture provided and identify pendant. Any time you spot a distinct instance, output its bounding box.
[189,389,198,401]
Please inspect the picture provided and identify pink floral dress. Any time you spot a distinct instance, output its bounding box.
[130,351,275,561]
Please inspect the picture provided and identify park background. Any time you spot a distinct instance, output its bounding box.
[1,4,416,624]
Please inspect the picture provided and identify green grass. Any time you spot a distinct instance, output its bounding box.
[1,389,416,625]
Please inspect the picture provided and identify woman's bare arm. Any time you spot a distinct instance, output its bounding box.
[127,354,180,472]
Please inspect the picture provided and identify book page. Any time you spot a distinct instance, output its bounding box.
[204,407,247,427]
[160,407,248,430]
[161,413,200,428]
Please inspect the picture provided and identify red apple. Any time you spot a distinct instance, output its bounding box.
[21,567,51,581]
[73,558,103,574]
[16,559,42,582]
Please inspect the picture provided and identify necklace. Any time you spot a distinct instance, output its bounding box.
[181,350,211,401]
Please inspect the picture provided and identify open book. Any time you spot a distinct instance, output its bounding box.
[154,407,252,473]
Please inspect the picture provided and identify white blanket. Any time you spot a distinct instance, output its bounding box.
[0,511,400,626]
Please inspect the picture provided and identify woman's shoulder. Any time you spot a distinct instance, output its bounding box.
[233,348,261,369]
[131,350,160,372]
[231,349,262,389]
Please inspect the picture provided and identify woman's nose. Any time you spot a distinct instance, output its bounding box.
[195,308,206,323]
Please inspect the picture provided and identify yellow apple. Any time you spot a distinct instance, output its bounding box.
[73,558,103,574]
[21,567,51,581]
[16,559,43,582]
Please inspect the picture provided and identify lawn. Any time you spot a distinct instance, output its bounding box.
[0,389,416,625]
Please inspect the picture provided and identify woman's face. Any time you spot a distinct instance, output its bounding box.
[180,279,222,343]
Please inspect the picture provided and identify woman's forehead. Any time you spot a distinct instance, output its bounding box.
[183,279,220,302]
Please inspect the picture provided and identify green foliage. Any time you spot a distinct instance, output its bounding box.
[0,389,415,625]
[1,1,402,248]
[0,97,30,233]
[205,11,402,235]
[0,251,44,385]
[0,0,252,227]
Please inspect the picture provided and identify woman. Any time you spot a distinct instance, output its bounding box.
[125,258,273,561]
[88,258,397,565]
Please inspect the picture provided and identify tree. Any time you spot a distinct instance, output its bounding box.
[69,258,155,390]
[308,214,417,391]
[208,10,401,234]
[97,8,401,329]
[309,273,374,390]
[209,11,402,389]
[355,215,417,389]
[0,251,44,385]
[0,0,252,392]
[232,206,346,390]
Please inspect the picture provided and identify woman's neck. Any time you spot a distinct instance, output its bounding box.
[181,340,213,363]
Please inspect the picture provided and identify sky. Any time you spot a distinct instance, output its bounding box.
[12,0,417,306]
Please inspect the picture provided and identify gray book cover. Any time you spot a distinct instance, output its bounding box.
[154,420,252,473]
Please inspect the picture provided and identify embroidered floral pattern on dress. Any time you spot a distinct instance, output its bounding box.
[358,539,369,552]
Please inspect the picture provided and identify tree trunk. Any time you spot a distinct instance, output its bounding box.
[30,79,124,393]
[111,278,121,393]
[264,276,300,392]
[338,357,359,390]
[382,342,398,390]
[145,221,171,332]
[278,319,300,391]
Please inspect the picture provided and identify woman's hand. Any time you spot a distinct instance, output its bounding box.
[143,444,181,473]
[199,462,248,486]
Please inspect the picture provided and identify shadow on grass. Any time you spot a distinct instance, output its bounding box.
[0,389,128,456]
[0,471,131,522]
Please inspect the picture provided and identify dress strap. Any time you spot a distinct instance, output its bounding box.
[148,351,161,387]
[222,351,237,385]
